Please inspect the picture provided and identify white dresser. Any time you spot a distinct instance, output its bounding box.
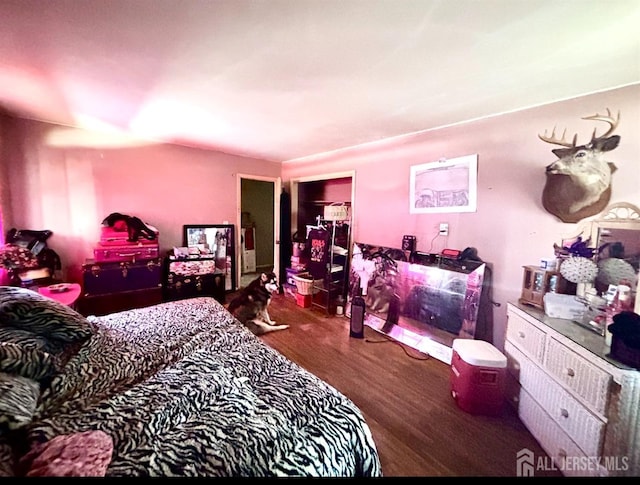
[505,302,640,477]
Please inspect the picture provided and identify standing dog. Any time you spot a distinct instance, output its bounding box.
[227,272,289,335]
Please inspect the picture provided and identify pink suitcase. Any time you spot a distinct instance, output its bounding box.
[100,226,159,246]
[93,242,159,263]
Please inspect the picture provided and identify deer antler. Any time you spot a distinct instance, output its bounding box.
[538,126,578,147]
[582,108,620,140]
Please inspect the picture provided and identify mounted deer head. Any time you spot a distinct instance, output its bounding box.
[539,109,621,223]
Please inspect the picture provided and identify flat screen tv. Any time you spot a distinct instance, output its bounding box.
[347,242,487,364]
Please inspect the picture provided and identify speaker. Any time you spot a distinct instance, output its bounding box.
[350,295,365,338]
[402,235,416,252]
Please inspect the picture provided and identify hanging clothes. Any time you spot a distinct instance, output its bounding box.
[307,227,330,280]
[243,226,255,250]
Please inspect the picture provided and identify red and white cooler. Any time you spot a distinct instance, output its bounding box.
[450,338,507,416]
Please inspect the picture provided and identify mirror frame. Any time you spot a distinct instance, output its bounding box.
[590,203,640,256]
[182,224,237,291]
[589,202,640,309]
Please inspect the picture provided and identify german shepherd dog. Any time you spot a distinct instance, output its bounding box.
[227,272,289,335]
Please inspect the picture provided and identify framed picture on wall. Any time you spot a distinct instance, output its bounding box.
[409,154,478,214]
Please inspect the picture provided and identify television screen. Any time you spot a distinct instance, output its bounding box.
[347,243,486,364]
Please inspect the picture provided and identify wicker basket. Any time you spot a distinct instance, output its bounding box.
[292,272,323,295]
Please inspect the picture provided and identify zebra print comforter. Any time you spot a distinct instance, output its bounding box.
[24,297,382,477]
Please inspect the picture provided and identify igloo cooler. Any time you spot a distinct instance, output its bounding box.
[450,339,507,416]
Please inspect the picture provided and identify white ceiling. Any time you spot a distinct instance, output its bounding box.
[1,0,639,163]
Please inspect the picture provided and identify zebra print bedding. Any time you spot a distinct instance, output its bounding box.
[0,343,57,381]
[12,297,382,477]
[0,372,40,430]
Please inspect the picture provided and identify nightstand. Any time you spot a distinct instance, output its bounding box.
[38,283,81,309]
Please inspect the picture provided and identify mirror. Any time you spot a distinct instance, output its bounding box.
[182,224,236,291]
[590,203,640,296]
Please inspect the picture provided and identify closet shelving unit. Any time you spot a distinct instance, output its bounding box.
[309,204,351,315]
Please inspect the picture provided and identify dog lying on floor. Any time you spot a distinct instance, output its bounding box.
[226,271,290,335]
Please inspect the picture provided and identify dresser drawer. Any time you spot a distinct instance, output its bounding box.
[506,303,640,476]
[506,341,605,457]
[519,389,604,477]
[163,272,225,304]
[544,337,612,416]
[507,309,546,364]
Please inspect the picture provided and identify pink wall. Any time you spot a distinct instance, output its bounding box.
[4,118,281,283]
[2,86,638,348]
[282,85,640,348]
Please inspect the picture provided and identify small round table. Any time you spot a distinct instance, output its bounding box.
[38,283,82,308]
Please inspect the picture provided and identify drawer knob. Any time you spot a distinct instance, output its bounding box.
[518,331,525,339]
[563,367,575,377]
[560,408,569,419]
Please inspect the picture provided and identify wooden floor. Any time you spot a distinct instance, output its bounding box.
[249,291,561,477]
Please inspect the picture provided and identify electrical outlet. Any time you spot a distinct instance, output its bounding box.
[439,223,449,236]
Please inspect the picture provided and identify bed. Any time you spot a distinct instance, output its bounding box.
[0,286,382,477]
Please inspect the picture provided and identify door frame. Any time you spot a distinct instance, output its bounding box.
[236,174,281,289]
[289,170,356,244]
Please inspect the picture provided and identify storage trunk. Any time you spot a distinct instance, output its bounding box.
[82,258,162,296]
[93,243,159,263]
[99,226,159,246]
[163,271,226,304]
[77,288,162,317]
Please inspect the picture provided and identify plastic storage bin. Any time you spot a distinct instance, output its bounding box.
[286,267,303,286]
[295,293,312,308]
[450,339,507,416]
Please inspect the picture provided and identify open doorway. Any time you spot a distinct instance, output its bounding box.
[288,171,355,311]
[236,175,281,289]
[290,171,355,242]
